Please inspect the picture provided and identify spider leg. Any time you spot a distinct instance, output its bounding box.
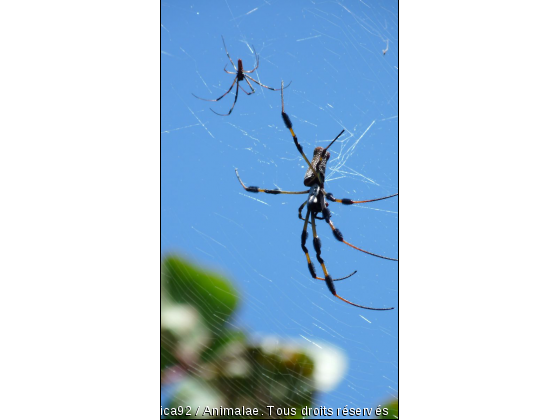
[321,207,398,261]
[246,75,289,92]
[310,213,391,310]
[244,46,259,73]
[235,169,309,195]
[238,82,253,96]
[223,64,236,74]
[280,81,323,184]
[325,192,398,204]
[192,76,238,102]
[221,35,237,70]
[312,129,345,175]
[298,199,307,221]
[210,80,240,116]
[301,210,356,282]
[243,77,257,95]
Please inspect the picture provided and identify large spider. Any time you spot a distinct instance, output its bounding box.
[192,36,289,116]
[235,82,398,310]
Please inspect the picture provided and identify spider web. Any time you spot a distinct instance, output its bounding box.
[162,0,398,417]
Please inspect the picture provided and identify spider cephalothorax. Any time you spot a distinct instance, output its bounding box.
[235,82,398,310]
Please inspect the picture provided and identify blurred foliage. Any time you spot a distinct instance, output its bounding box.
[375,398,398,419]
[161,255,315,419]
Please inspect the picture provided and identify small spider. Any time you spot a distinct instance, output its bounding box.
[235,82,398,310]
[192,36,290,116]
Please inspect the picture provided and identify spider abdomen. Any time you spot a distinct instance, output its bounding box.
[304,147,330,187]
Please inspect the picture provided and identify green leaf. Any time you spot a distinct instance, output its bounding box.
[200,330,247,364]
[162,256,238,330]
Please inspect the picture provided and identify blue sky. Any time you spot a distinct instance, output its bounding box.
[162,0,398,415]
